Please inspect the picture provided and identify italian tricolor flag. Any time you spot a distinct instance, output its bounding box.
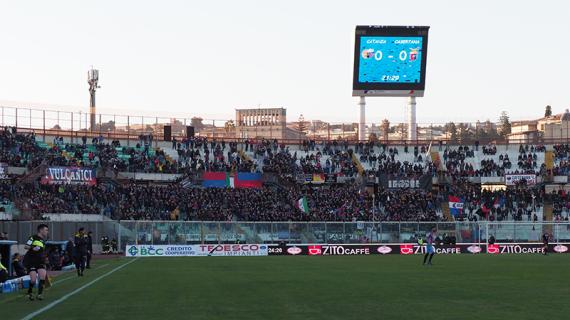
[295,197,309,214]
[225,174,235,188]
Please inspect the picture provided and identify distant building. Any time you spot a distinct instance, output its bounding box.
[543,109,570,141]
[235,107,305,139]
[509,120,540,143]
[508,110,570,143]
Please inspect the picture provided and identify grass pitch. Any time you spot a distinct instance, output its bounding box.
[1,254,568,320]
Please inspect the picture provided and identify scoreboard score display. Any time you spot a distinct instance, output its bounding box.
[353,26,430,97]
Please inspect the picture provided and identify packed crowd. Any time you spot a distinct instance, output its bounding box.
[0,128,566,223]
[253,139,358,176]
[443,144,545,178]
[0,128,182,174]
[1,128,557,180]
[546,189,570,222]
[552,144,570,176]
[375,189,444,221]
[447,178,544,221]
[361,144,435,178]
[4,182,378,222]
[174,137,256,173]
[0,175,555,223]
[0,128,44,168]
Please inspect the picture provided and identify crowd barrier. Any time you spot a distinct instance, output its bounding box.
[2,221,570,251]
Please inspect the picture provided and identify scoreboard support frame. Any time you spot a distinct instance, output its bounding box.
[357,96,418,141]
[358,96,366,141]
[352,25,429,142]
[407,96,417,141]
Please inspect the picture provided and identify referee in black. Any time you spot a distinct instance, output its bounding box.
[24,224,49,300]
[74,228,88,276]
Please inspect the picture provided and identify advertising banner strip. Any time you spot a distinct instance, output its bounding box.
[267,243,570,256]
[125,243,569,257]
[125,244,269,257]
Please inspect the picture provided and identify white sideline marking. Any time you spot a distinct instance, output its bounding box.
[21,259,138,320]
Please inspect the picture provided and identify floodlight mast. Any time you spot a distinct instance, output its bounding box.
[88,68,100,131]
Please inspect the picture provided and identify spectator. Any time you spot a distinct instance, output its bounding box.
[0,254,7,283]
[12,253,26,277]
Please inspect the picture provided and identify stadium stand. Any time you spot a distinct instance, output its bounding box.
[0,126,565,223]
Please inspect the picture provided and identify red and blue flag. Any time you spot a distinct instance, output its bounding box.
[448,195,464,217]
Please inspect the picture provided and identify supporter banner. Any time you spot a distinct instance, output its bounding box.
[235,172,262,188]
[325,174,338,183]
[125,244,268,257]
[268,243,570,256]
[119,172,182,181]
[0,163,8,179]
[298,173,326,184]
[40,167,96,185]
[553,176,568,183]
[336,175,354,184]
[203,172,232,188]
[311,174,325,184]
[203,172,262,188]
[505,174,536,186]
[378,174,432,190]
[294,173,351,184]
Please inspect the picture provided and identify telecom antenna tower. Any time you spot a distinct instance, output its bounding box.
[88,68,100,131]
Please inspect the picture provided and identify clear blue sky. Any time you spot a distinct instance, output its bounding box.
[0,0,568,125]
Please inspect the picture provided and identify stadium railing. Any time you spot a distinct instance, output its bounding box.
[1,221,569,250]
[2,105,569,145]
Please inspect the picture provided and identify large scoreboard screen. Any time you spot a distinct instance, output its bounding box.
[353,26,430,97]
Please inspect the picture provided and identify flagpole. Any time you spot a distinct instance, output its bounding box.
[372,192,376,222]
[372,192,377,242]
